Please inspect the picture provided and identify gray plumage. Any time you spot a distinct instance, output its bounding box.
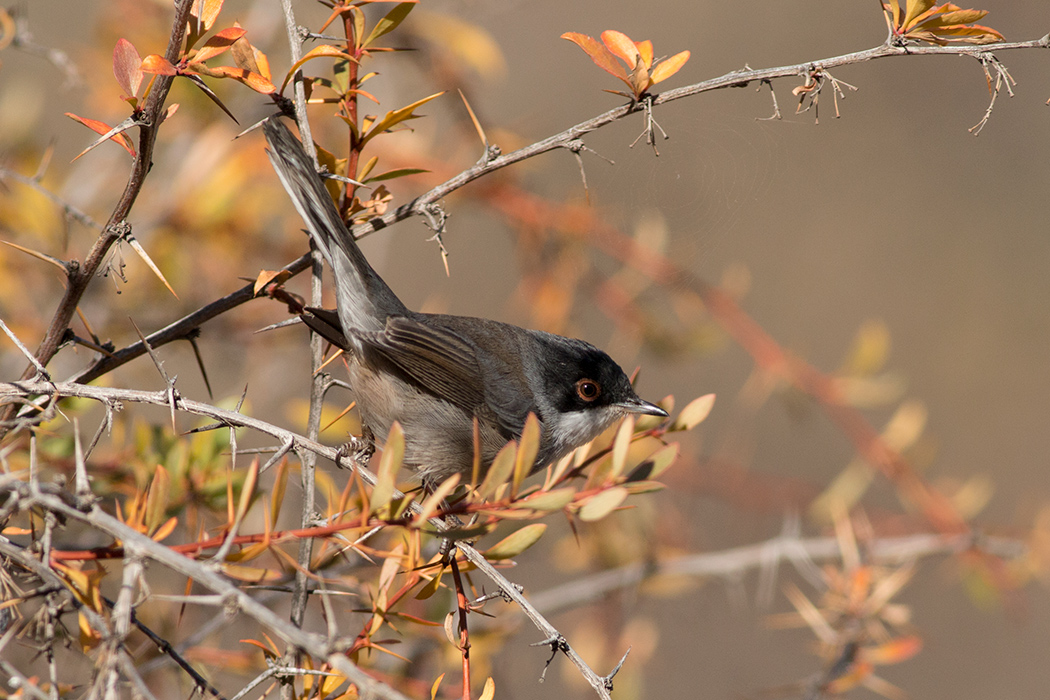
[264,118,666,483]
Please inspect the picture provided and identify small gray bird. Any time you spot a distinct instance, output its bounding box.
[264,118,667,484]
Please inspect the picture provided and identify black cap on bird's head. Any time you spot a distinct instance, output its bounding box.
[541,336,667,419]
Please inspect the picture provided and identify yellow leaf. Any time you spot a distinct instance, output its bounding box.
[485,523,547,560]
[645,442,680,479]
[512,414,540,496]
[416,569,445,600]
[478,441,516,501]
[371,423,404,514]
[221,563,283,582]
[362,2,415,49]
[671,393,715,431]
[280,45,355,94]
[253,269,291,295]
[415,473,460,522]
[478,677,495,700]
[270,457,289,526]
[609,415,635,480]
[360,91,445,147]
[151,516,178,543]
[430,673,445,700]
[578,486,628,522]
[144,465,171,535]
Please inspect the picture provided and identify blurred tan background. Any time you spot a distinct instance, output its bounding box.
[2,0,1049,697]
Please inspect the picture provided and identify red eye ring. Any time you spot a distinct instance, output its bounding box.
[575,379,601,401]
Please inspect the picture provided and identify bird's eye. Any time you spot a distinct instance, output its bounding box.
[575,379,601,401]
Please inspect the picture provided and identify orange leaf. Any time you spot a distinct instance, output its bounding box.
[64,113,136,158]
[561,32,628,83]
[141,54,178,76]
[280,44,354,94]
[635,40,654,70]
[192,0,224,32]
[601,30,640,67]
[200,65,276,93]
[862,636,923,665]
[193,26,247,63]
[651,50,690,84]
[113,38,143,98]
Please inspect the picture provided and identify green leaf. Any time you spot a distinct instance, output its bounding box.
[478,441,515,501]
[644,442,680,479]
[359,91,445,147]
[484,523,547,560]
[364,167,429,183]
[513,487,575,512]
[362,2,416,49]
[578,486,628,522]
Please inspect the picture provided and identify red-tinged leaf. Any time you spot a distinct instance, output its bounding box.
[651,50,690,84]
[65,113,136,159]
[141,54,178,76]
[561,32,628,83]
[193,26,247,63]
[601,30,640,67]
[113,39,143,98]
[280,44,355,94]
[362,2,416,49]
[160,103,180,123]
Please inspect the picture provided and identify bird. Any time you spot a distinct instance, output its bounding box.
[263,117,667,485]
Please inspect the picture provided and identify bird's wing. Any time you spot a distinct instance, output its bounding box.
[359,316,489,414]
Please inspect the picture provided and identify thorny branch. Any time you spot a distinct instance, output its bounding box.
[5,34,1047,399]
[0,379,625,698]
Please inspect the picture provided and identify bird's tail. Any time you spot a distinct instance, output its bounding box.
[264,118,408,336]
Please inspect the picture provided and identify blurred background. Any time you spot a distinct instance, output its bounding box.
[2,0,1049,697]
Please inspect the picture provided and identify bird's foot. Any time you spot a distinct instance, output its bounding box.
[335,425,375,468]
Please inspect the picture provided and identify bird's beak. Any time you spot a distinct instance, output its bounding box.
[617,397,669,418]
